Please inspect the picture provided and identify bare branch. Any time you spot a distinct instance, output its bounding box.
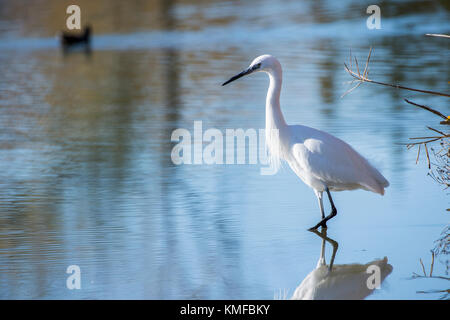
[426,33,450,39]
[430,250,434,277]
[404,99,448,120]
[424,143,431,169]
[416,144,421,164]
[343,49,450,97]
[363,47,372,78]
[427,127,446,136]
[420,258,426,276]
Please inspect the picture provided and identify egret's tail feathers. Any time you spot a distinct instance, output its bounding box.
[376,173,389,195]
[362,171,389,195]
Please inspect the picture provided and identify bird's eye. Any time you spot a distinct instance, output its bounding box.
[253,63,261,70]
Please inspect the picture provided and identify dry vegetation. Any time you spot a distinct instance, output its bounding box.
[343,39,449,299]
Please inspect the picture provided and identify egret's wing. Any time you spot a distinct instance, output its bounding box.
[291,138,363,186]
[290,126,388,194]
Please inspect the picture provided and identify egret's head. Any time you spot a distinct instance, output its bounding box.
[222,54,280,86]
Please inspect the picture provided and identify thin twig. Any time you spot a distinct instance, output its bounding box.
[430,250,435,277]
[341,81,362,98]
[425,143,431,169]
[363,47,372,78]
[426,33,450,39]
[404,99,448,119]
[420,258,426,276]
[343,50,450,97]
[406,137,444,146]
[409,136,449,140]
[355,56,360,77]
[412,275,450,281]
[416,144,421,164]
[427,127,446,136]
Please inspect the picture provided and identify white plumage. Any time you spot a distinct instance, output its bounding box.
[289,125,389,195]
[223,54,389,229]
[292,257,392,300]
[291,229,393,300]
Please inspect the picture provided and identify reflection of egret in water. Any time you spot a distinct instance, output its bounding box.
[291,229,393,300]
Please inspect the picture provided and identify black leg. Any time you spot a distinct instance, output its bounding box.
[308,228,339,272]
[309,188,337,230]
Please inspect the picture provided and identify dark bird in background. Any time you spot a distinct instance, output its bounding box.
[60,25,91,49]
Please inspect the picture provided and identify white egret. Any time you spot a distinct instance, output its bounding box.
[222,55,389,229]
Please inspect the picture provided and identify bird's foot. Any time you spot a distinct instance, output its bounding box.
[308,221,327,231]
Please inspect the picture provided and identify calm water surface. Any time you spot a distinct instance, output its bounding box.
[0,0,449,299]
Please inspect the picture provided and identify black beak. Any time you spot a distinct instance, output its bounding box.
[222,67,253,86]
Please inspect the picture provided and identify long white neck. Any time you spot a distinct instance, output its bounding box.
[265,63,288,163]
[265,67,286,132]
